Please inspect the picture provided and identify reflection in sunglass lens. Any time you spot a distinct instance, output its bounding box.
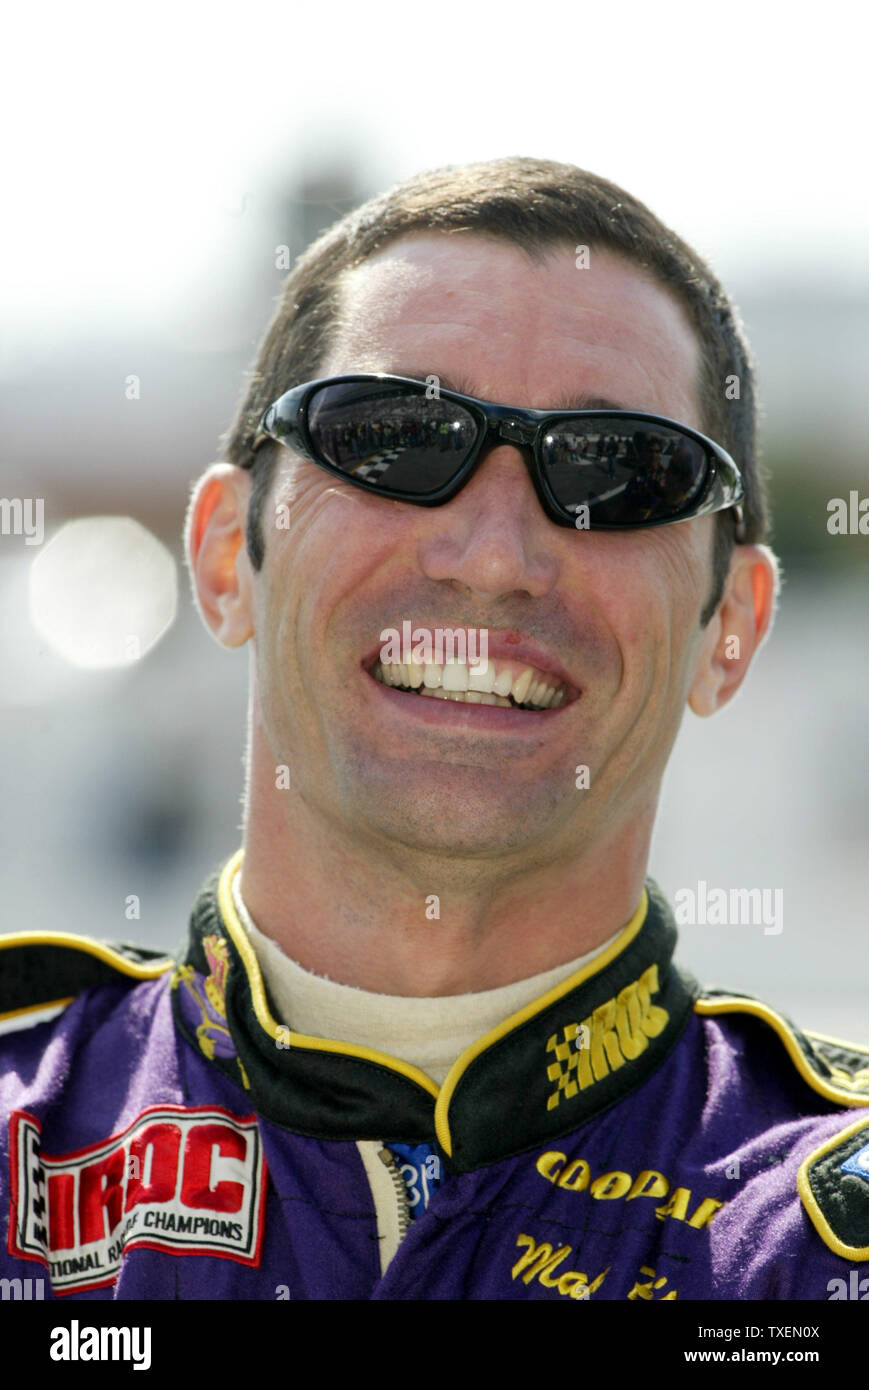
[307,384,478,495]
[540,419,708,524]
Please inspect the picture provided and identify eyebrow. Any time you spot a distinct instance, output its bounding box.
[392,368,630,413]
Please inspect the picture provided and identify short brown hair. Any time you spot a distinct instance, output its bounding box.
[222,157,768,622]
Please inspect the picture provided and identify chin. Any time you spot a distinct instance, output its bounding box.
[342,773,570,860]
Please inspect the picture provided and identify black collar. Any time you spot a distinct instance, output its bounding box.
[172,852,698,1173]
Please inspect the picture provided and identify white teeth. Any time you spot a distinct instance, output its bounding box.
[492,668,513,697]
[468,660,496,693]
[511,668,533,704]
[375,654,569,710]
[423,663,443,689]
[442,661,470,692]
[419,688,511,705]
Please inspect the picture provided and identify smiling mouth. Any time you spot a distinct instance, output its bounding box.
[371,654,570,710]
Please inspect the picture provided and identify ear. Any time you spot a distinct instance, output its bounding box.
[185,464,254,648]
[688,544,779,717]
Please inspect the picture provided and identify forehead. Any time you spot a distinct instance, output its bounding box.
[323,232,703,424]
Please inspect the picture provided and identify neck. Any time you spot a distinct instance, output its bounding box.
[241,718,656,998]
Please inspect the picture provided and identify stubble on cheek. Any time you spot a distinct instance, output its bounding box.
[582,534,709,815]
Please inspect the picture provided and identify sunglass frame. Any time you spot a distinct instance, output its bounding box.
[252,373,746,538]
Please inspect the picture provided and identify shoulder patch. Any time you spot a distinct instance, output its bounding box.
[9,1104,267,1293]
[0,932,173,1028]
[695,989,869,1108]
[798,1115,869,1259]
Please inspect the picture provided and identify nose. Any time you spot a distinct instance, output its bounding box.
[414,440,561,601]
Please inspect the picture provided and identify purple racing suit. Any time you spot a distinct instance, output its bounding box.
[1,850,867,1300]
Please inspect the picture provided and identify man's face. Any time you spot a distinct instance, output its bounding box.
[248,234,717,863]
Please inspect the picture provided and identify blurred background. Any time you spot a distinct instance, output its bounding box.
[1,2,866,1041]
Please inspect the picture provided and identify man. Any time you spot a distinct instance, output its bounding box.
[1,158,867,1301]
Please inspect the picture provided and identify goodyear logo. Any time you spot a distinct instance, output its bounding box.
[535,1150,724,1229]
[545,962,669,1110]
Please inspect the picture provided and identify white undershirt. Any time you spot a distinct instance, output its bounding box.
[231,875,621,1086]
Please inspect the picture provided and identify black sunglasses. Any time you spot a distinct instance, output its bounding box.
[251,374,745,538]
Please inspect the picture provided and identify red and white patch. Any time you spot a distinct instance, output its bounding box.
[8,1105,267,1294]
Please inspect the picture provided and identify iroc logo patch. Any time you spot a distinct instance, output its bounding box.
[8,1105,266,1294]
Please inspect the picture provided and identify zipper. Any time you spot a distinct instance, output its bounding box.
[356,1139,413,1276]
[377,1145,412,1242]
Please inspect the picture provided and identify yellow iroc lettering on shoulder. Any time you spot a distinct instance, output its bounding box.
[589,998,625,1081]
[637,963,669,1038]
[615,980,649,1061]
[544,963,670,1110]
[576,1017,594,1090]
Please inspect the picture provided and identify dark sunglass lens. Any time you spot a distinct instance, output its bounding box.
[306,382,478,495]
[541,420,708,524]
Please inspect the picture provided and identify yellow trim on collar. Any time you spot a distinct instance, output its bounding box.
[434,888,650,1156]
[217,851,440,1100]
[694,996,869,1108]
[219,852,649,1138]
[797,1114,869,1260]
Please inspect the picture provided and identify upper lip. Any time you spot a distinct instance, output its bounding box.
[360,626,580,697]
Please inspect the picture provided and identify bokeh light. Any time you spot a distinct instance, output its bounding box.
[29,518,177,669]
